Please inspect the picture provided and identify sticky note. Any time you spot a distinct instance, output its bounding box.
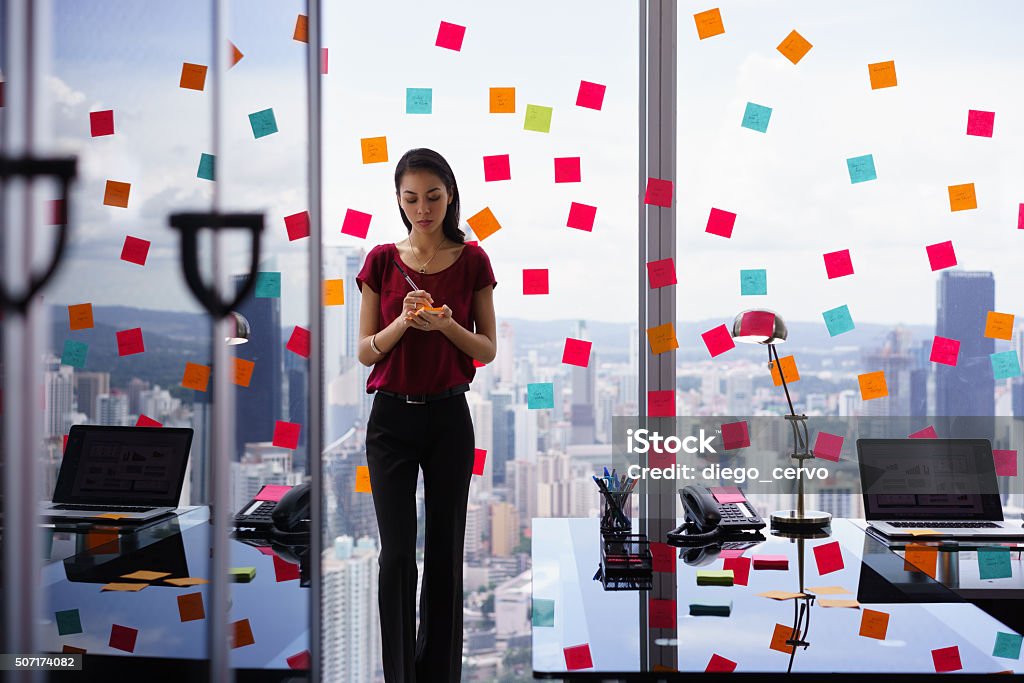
[752,555,789,570]
[122,570,171,581]
[741,102,772,133]
[693,8,725,39]
[562,338,592,367]
[90,110,114,137]
[181,362,210,392]
[722,557,751,586]
[701,325,735,358]
[524,104,553,133]
[806,586,850,595]
[249,108,278,139]
[175,592,206,623]
[67,303,94,330]
[134,415,160,428]
[991,350,1022,380]
[930,336,960,366]
[757,591,805,600]
[823,249,854,278]
[435,20,466,51]
[102,583,148,592]
[522,269,549,295]
[273,420,301,449]
[649,598,676,629]
[740,269,767,295]
[706,654,737,673]
[868,60,897,89]
[979,548,1013,579]
[813,541,844,575]
[711,486,745,503]
[231,618,255,648]
[360,136,388,164]
[180,62,208,91]
[255,272,281,298]
[164,577,209,587]
[696,569,734,586]
[820,599,861,608]
[689,600,732,617]
[994,450,1018,476]
[233,358,255,388]
[932,646,962,673]
[985,312,1015,340]
[109,624,139,652]
[993,632,1023,659]
[948,183,977,212]
[563,643,593,671]
[644,177,673,207]
[284,211,310,241]
[705,207,737,238]
[823,305,855,337]
[554,157,581,183]
[770,623,798,654]
[967,109,995,138]
[777,29,812,64]
[648,390,675,418]
[406,87,432,114]
[94,513,131,520]
[566,201,597,231]
[489,87,515,113]
[721,421,750,450]
[926,240,957,270]
[858,371,888,400]
[1019,203,1024,230]
[293,14,308,42]
[287,326,311,358]
[273,554,300,582]
[858,609,890,639]
[646,323,678,355]
[650,542,676,573]
[527,382,554,409]
[320,47,328,74]
[287,651,311,669]
[909,426,938,439]
[467,206,502,241]
[769,355,800,386]
[904,544,938,578]
[229,567,256,583]
[197,153,215,181]
[647,258,677,288]
[62,645,86,655]
[483,154,511,182]
[55,608,83,636]
[103,180,131,208]
[341,208,372,239]
[909,529,943,537]
[739,310,775,338]
[324,279,344,306]
[847,154,877,184]
[576,80,606,110]
[61,339,88,369]
[472,448,486,476]
[255,485,291,502]
[230,41,244,68]
[532,598,555,627]
[85,530,119,552]
[120,235,150,266]
[116,328,145,356]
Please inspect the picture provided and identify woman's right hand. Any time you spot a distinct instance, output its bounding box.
[395,290,433,331]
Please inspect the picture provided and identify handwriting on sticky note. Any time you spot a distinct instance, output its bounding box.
[527,382,555,409]
[868,60,897,89]
[647,258,677,288]
[646,323,678,355]
[948,183,977,211]
[61,340,88,369]
[740,269,767,295]
[524,104,553,133]
[249,108,279,139]
[858,371,888,400]
[324,279,344,306]
[562,338,592,367]
[180,62,207,90]
[255,271,281,298]
[822,304,855,336]
[360,136,388,164]
[693,8,725,40]
[991,351,1022,380]
[644,177,673,207]
[482,154,510,181]
[489,87,515,113]
[648,390,675,418]
[103,180,131,208]
[177,592,205,622]
[904,544,938,578]
[181,362,211,392]
[932,645,962,673]
[769,623,798,654]
[116,328,145,356]
[859,609,889,639]
[978,548,1013,580]
[993,632,1023,659]
[68,303,94,330]
[985,311,1015,340]
[777,29,812,64]
[769,355,800,386]
[467,206,502,241]
[233,358,255,387]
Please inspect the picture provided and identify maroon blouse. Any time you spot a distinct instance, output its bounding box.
[356,242,497,395]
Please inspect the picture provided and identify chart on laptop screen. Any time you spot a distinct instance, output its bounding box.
[70,436,185,500]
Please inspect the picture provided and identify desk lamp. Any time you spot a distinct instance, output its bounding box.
[225,311,251,345]
[731,310,831,530]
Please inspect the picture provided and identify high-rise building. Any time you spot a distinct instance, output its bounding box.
[231,442,303,511]
[234,272,283,460]
[322,535,382,683]
[936,271,995,418]
[43,355,75,439]
[726,367,752,416]
[74,371,109,421]
[466,392,494,495]
[1014,322,1024,418]
[513,404,539,463]
[464,502,484,563]
[490,501,519,556]
[508,459,537,523]
[570,321,596,444]
[495,322,515,387]
[126,378,150,415]
[489,389,515,485]
[95,392,129,426]
[861,327,914,417]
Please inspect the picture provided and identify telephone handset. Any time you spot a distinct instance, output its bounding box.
[233,483,310,541]
[667,484,765,545]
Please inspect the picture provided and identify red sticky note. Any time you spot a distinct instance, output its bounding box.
[136,414,162,427]
[562,338,592,367]
[723,557,751,586]
[286,326,311,358]
[273,554,300,582]
[473,448,487,475]
[554,157,581,183]
[284,211,310,241]
[435,21,466,51]
[648,598,676,629]
[721,421,750,450]
[650,542,676,573]
[644,177,673,207]
[813,541,844,575]
[753,555,789,570]
[522,269,549,295]
[576,80,606,110]
[932,646,962,673]
[705,208,737,238]
[823,249,854,279]
[646,258,677,288]
[341,208,372,239]
[109,624,138,653]
[738,310,775,338]
[909,425,938,439]
[563,643,593,671]
[994,450,1018,476]
[1018,203,1024,230]
[287,650,311,670]
[812,432,844,462]
[566,202,597,231]
[926,240,957,271]
[63,435,68,452]
[929,336,960,366]
[255,485,292,502]
[272,421,301,449]
[320,48,328,75]
[711,486,745,504]
[706,654,737,673]
[648,443,675,470]
[472,359,486,368]
[648,390,675,418]
[116,328,145,356]
[90,110,114,137]
[701,324,735,358]
[966,110,995,138]
[483,154,511,182]
[120,236,150,266]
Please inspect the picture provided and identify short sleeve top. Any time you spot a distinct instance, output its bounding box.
[355,242,497,395]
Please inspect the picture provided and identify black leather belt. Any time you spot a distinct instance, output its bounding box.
[375,383,469,405]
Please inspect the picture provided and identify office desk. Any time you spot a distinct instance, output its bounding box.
[532,518,1024,678]
[40,507,309,681]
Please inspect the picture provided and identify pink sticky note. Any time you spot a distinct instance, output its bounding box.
[706,654,738,673]
[116,328,145,356]
[286,326,311,358]
[473,448,487,475]
[711,486,745,504]
[926,240,957,271]
[255,485,292,502]
[813,541,844,575]
[720,548,747,559]
[287,650,311,670]
[554,157,581,183]
[929,336,960,366]
[753,555,789,570]
[723,556,751,586]
[90,110,114,137]
[994,450,1018,476]
[566,202,597,231]
[823,249,854,279]
[576,80,606,110]
[646,258,677,288]
[1019,203,1024,230]
[739,311,775,338]
[136,414,162,428]
[648,443,675,470]
[109,624,138,653]
[563,643,593,671]
[966,110,995,138]
[273,554,300,582]
[483,154,511,182]
[701,324,735,358]
[522,269,549,295]
[650,542,676,573]
[435,21,466,51]
[644,177,673,207]
[648,390,675,418]
[813,432,844,462]
[562,337,592,367]
[721,421,750,450]
[272,421,301,449]
[341,208,372,239]
[705,208,737,238]
[931,646,962,673]
[320,48,329,75]
[285,211,310,241]
[909,425,938,439]
[120,236,150,266]
[648,598,676,629]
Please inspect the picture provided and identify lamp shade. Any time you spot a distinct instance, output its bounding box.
[732,309,788,344]
[225,311,251,345]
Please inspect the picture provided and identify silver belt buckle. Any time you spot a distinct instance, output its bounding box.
[405,394,426,405]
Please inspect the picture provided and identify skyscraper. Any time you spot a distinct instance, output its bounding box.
[234,273,283,460]
[74,371,109,421]
[43,356,75,439]
[322,535,382,683]
[489,389,515,486]
[570,320,596,444]
[936,271,995,418]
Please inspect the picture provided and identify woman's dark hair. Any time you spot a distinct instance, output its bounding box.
[394,148,465,244]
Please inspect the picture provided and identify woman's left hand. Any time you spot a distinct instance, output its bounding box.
[416,305,455,332]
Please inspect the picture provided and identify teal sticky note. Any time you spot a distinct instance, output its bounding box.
[55,608,83,636]
[689,600,732,617]
[255,272,281,298]
[741,102,772,133]
[61,339,88,368]
[740,269,767,295]
[249,108,278,139]
[524,104,553,133]
[406,88,432,114]
[992,350,1021,380]
[527,382,554,409]
[846,154,877,184]
[993,632,1023,659]
[822,305,855,337]
[197,153,215,181]
[532,598,555,627]
[978,548,1012,580]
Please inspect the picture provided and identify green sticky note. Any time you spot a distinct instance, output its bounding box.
[249,108,278,139]
[406,88,432,114]
[255,272,281,298]
[55,608,83,636]
[696,569,734,586]
[740,269,767,295]
[197,153,215,181]
[532,598,555,627]
[689,600,732,616]
[527,382,554,409]
[823,304,855,337]
[993,632,1023,659]
[229,566,256,582]
[524,104,553,133]
[61,339,88,368]
[978,548,1012,580]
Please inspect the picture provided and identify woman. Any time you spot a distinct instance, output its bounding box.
[356,148,497,682]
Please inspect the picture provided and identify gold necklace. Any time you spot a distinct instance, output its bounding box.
[409,236,445,273]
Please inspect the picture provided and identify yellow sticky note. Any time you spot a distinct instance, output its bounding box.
[233,358,255,388]
[904,543,938,579]
[293,14,308,43]
[467,206,503,241]
[489,87,516,113]
[868,60,897,89]
[646,323,679,355]
[859,608,890,640]
[324,279,345,306]
[178,592,206,622]
[101,582,148,592]
[121,570,171,581]
[229,567,256,582]
[858,371,888,401]
[806,586,850,595]
[360,136,388,164]
[164,577,209,587]
[819,599,861,608]
[103,180,131,208]
[355,465,372,493]
[776,30,812,64]
[908,529,942,537]
[769,623,798,654]
[948,183,977,212]
[179,62,208,91]
[94,513,131,520]
[693,8,725,40]
[757,590,806,601]
[68,303,94,331]
[985,311,1014,340]
[769,355,800,386]
[182,362,211,392]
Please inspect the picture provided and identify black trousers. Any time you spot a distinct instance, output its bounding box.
[365,391,475,683]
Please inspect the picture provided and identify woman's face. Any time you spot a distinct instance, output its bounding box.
[397,169,453,239]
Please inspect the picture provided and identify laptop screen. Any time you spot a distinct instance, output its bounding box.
[54,426,193,507]
[857,439,1003,521]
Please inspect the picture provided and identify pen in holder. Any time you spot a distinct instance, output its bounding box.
[594,475,634,536]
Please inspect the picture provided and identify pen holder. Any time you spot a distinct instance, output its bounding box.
[599,489,632,536]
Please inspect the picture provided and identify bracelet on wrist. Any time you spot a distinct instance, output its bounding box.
[370,333,385,355]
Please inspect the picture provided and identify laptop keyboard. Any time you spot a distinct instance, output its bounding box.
[888,521,1000,528]
[51,504,155,513]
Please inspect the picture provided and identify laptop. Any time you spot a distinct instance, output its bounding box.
[43,425,193,524]
[858,438,1024,539]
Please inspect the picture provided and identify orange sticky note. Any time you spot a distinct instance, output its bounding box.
[904,543,938,579]
[948,183,977,212]
[806,586,850,595]
[467,206,503,241]
[858,371,888,400]
[85,530,119,553]
[229,41,244,68]
[355,465,371,493]
[693,8,725,40]
[489,87,515,113]
[178,592,205,622]
[859,609,889,639]
[101,582,148,592]
[769,355,800,386]
[757,591,806,601]
[233,358,255,388]
[121,570,170,581]
[180,62,208,91]
[182,362,211,392]
[819,599,860,608]
[164,577,209,587]
[293,14,308,43]
[985,311,1014,340]
[777,30,812,64]
[646,323,679,355]
[230,619,255,648]
[360,136,388,164]
[324,279,344,306]
[103,180,131,208]
[95,513,131,520]
[769,623,798,654]
[868,60,897,89]
[68,303,94,330]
